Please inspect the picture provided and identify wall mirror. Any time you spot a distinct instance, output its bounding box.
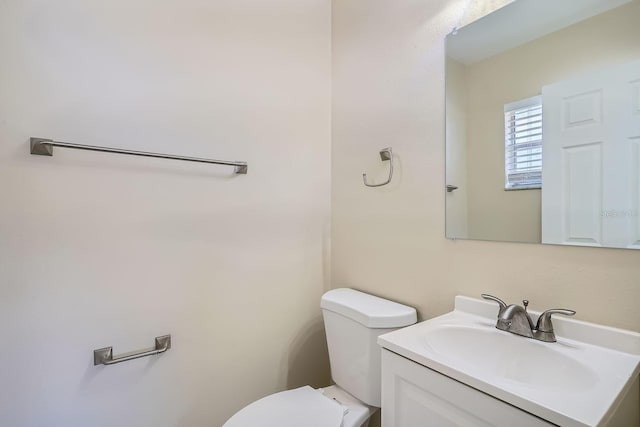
[445,0,640,249]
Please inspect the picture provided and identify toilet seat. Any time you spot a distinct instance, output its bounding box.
[223,386,344,427]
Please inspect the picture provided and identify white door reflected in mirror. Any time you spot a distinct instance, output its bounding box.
[542,60,640,249]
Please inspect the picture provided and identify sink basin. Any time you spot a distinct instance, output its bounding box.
[378,296,640,427]
[423,324,598,391]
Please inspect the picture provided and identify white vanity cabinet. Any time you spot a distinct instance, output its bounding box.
[378,296,640,426]
[381,349,555,427]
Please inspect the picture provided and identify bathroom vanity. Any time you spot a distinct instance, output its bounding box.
[378,296,640,427]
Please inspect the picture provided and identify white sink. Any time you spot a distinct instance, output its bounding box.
[423,324,598,392]
[378,296,640,427]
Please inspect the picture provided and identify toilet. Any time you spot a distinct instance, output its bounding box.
[223,288,417,427]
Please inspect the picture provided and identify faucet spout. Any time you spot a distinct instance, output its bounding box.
[497,303,534,338]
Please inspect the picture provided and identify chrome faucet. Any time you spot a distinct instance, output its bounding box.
[481,294,576,342]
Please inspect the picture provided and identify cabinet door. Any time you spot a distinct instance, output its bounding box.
[381,350,555,427]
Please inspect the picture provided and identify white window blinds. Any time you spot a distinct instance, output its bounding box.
[504,96,542,190]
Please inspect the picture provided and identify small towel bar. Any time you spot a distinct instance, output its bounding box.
[93,335,171,366]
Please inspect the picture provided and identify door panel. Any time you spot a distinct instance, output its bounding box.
[542,59,640,248]
[562,143,602,244]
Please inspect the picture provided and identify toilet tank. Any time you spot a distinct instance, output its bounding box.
[321,288,417,407]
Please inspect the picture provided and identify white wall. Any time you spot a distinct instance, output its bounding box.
[332,0,640,341]
[0,1,331,426]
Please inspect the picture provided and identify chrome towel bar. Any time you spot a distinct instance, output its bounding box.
[93,335,171,366]
[30,137,248,174]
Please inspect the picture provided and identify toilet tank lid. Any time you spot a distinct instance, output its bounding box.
[321,288,417,328]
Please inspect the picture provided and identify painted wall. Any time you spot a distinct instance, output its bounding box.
[0,1,331,426]
[463,1,640,242]
[331,0,640,352]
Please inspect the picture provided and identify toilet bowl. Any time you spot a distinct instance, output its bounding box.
[224,385,374,427]
[223,288,417,427]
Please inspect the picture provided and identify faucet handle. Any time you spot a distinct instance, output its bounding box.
[481,294,507,314]
[535,308,576,333]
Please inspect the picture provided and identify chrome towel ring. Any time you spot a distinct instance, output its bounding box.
[363,147,393,187]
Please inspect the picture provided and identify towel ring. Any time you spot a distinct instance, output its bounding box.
[363,148,393,187]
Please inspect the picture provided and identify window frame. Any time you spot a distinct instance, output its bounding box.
[504,95,543,191]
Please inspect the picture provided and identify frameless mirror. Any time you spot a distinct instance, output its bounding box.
[445,0,640,249]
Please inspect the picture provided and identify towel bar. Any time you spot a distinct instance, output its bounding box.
[93,335,171,366]
[30,137,248,174]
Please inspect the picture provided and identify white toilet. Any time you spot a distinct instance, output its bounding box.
[223,288,417,427]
